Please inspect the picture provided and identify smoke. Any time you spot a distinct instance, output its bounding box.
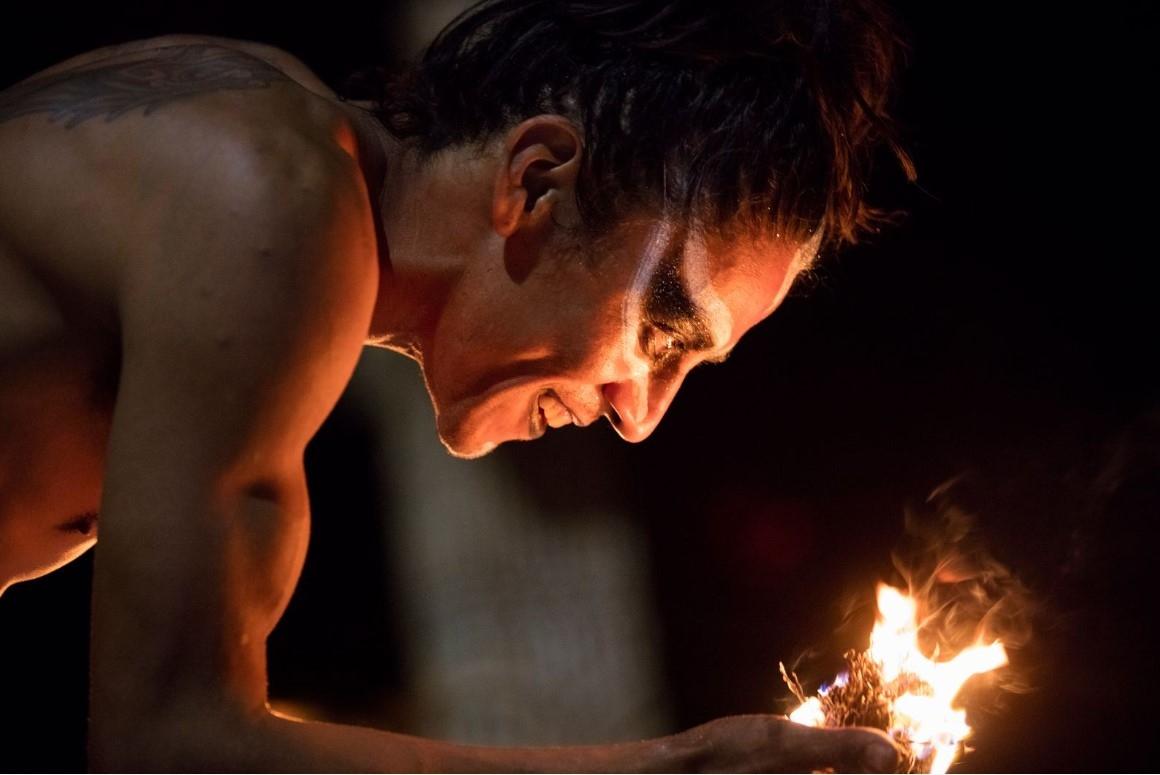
[889,407,1160,702]
[781,406,1160,725]
[891,479,1035,695]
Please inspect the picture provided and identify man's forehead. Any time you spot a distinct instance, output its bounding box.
[675,228,734,353]
[631,216,815,277]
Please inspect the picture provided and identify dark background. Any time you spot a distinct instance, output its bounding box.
[2,1,1157,771]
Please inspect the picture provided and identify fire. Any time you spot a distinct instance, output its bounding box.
[786,583,1007,774]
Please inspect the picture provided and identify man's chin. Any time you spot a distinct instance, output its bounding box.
[432,391,540,458]
[436,421,505,459]
[441,437,500,460]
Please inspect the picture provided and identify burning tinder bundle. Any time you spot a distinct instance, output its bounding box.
[782,651,893,738]
[782,585,1008,774]
[782,496,1030,773]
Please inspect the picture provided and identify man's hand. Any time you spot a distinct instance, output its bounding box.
[676,715,903,773]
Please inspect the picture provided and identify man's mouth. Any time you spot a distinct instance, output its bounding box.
[531,390,577,437]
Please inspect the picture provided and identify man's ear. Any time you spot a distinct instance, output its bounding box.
[492,115,582,239]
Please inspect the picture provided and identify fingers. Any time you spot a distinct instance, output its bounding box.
[686,714,906,773]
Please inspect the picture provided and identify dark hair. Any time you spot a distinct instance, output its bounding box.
[344,0,916,251]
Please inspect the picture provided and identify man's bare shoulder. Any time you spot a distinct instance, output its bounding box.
[0,36,374,315]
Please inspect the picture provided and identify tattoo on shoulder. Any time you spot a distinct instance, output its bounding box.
[0,44,290,129]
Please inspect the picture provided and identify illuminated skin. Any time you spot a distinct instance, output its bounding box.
[0,34,899,773]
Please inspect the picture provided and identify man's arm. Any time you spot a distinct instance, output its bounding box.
[86,115,382,767]
[88,111,897,774]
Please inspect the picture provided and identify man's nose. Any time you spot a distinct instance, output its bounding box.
[601,370,686,443]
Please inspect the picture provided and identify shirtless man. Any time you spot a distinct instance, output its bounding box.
[0,0,912,770]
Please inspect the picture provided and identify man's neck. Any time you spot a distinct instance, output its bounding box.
[336,100,442,361]
[339,100,391,261]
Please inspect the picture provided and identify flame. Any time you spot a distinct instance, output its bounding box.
[788,583,1007,774]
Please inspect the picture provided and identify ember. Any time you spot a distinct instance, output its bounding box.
[783,584,1008,774]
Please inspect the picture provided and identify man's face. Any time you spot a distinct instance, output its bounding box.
[419,213,813,458]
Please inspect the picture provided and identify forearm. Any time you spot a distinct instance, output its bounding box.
[132,706,698,773]
[265,713,695,773]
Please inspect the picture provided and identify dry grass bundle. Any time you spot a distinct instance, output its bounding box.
[782,651,931,774]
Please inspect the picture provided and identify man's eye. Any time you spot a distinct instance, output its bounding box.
[643,323,686,364]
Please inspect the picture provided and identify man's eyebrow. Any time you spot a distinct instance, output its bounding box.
[643,241,717,352]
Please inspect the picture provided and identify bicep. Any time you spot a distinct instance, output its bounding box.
[90,141,378,747]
